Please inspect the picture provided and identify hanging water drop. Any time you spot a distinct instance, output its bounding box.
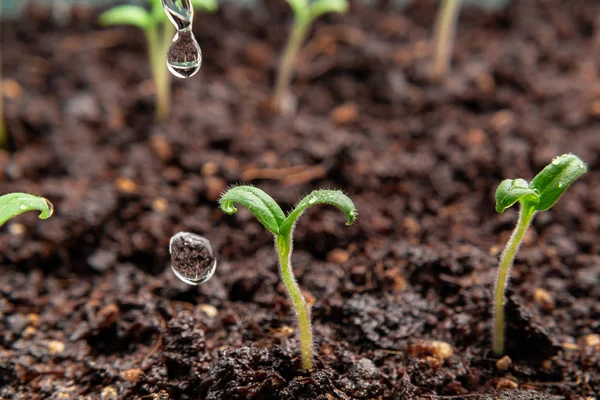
[161,0,202,79]
[169,232,216,285]
[167,29,202,78]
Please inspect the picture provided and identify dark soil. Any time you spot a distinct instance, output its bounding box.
[1,0,599,399]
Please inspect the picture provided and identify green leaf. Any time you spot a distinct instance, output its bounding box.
[495,178,539,213]
[279,190,356,236]
[310,0,348,19]
[192,0,219,12]
[530,154,588,211]
[98,5,153,30]
[286,0,310,21]
[219,186,286,235]
[0,193,54,227]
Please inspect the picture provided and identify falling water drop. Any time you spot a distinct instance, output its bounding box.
[167,29,202,78]
[161,0,202,79]
[169,232,216,285]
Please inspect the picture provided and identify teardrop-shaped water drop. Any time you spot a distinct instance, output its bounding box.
[169,232,216,285]
[167,29,202,79]
[162,0,193,31]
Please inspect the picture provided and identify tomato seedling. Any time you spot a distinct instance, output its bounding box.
[493,154,587,355]
[273,0,348,112]
[219,186,356,370]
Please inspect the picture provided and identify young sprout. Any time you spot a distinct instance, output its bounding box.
[272,0,349,112]
[219,186,357,370]
[493,154,587,355]
[99,0,217,121]
[0,193,54,227]
[431,0,462,79]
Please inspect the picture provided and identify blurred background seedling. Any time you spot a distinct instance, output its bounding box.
[99,0,217,121]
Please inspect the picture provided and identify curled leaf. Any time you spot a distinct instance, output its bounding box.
[495,178,539,213]
[279,190,356,235]
[530,154,588,211]
[0,193,54,227]
[219,186,286,235]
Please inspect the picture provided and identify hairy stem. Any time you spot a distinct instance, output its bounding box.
[276,234,313,370]
[272,18,310,111]
[146,22,174,121]
[493,205,535,355]
[431,0,462,79]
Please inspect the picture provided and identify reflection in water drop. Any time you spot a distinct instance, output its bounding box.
[169,232,216,285]
[167,29,202,78]
[162,0,193,31]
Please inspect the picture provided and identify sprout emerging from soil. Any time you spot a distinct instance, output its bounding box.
[99,0,217,121]
[219,186,357,370]
[431,0,462,79]
[272,0,349,113]
[493,154,587,355]
[0,193,54,227]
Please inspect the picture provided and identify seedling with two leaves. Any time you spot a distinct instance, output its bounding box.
[219,186,356,370]
[272,0,348,112]
[493,154,587,355]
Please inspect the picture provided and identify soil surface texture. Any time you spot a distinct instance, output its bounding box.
[1,0,599,399]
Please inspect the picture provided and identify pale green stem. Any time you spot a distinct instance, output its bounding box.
[493,205,536,355]
[146,22,174,122]
[272,18,310,111]
[276,233,313,370]
[431,0,462,79]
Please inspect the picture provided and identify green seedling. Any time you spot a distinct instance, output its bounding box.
[99,0,217,121]
[493,154,587,355]
[219,186,357,370]
[431,0,462,79]
[0,193,54,227]
[272,0,348,112]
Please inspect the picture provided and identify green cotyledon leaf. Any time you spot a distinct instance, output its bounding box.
[279,189,356,236]
[495,178,539,213]
[529,154,588,211]
[310,0,348,20]
[0,193,54,227]
[98,5,153,30]
[219,186,286,235]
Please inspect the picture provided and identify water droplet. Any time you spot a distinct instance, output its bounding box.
[552,157,562,165]
[557,181,563,188]
[162,0,193,30]
[166,29,202,79]
[161,0,202,79]
[308,196,317,204]
[169,232,216,285]
[19,204,27,210]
